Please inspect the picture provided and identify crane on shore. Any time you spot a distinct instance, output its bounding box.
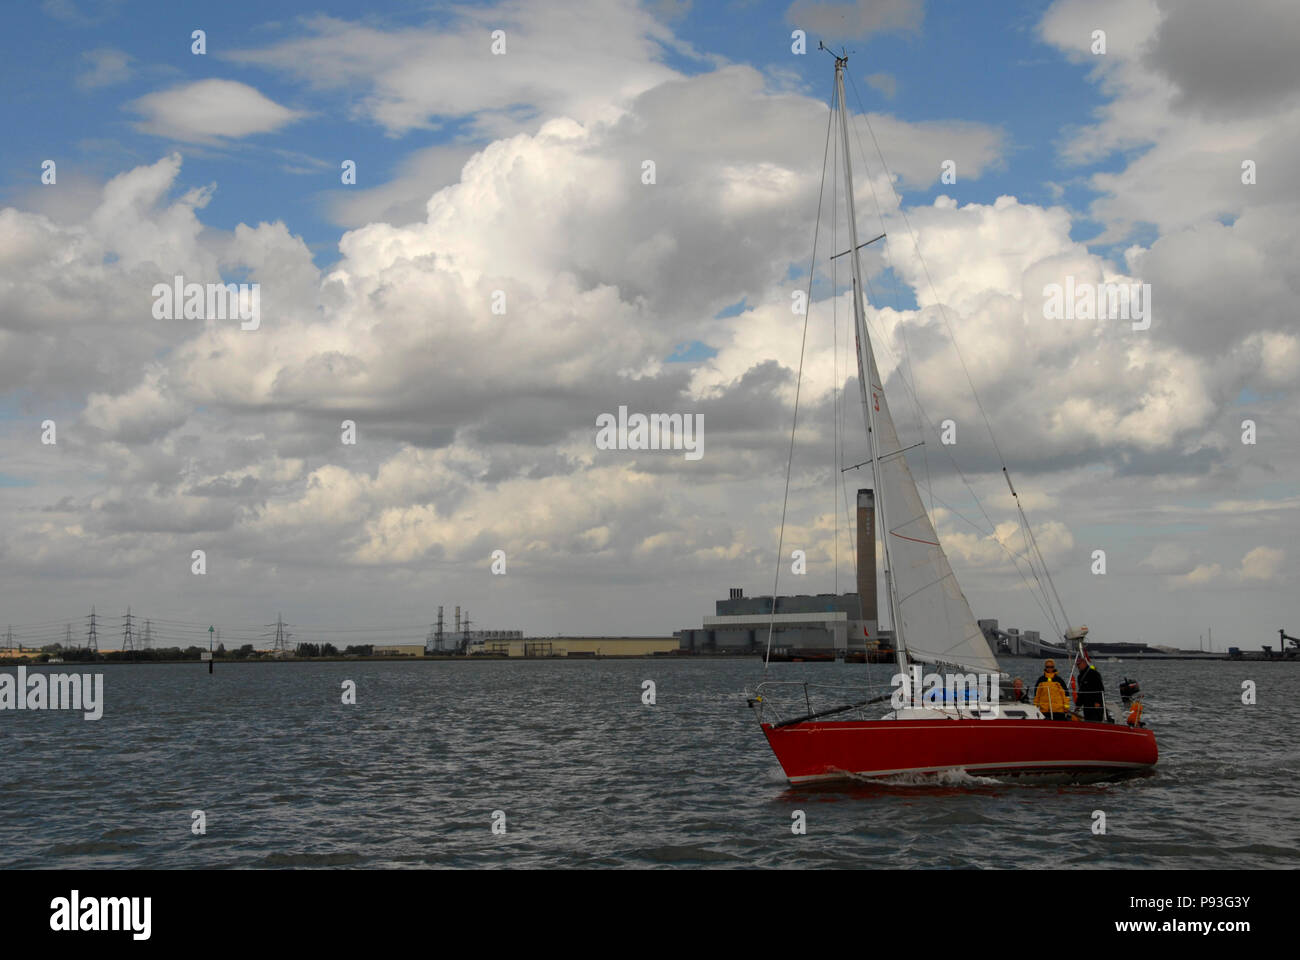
[1280,629,1299,657]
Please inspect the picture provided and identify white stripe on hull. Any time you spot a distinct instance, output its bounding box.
[786,757,1154,784]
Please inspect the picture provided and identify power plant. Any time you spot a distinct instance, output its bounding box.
[676,488,895,660]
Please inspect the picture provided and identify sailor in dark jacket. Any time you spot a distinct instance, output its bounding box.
[1075,653,1106,721]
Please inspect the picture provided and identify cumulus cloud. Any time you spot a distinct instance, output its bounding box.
[1239,545,1285,582]
[1168,546,1286,589]
[128,79,304,142]
[224,1,682,137]
[1145,0,1300,118]
[0,0,1295,645]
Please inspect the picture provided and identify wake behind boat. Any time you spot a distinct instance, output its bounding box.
[749,49,1156,785]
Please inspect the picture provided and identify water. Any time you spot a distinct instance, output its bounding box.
[2,658,1296,868]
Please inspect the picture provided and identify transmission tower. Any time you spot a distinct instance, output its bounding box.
[64,624,72,649]
[5,625,12,651]
[86,606,98,652]
[122,607,135,655]
[265,613,292,656]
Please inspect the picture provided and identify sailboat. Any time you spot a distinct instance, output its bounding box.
[751,51,1157,784]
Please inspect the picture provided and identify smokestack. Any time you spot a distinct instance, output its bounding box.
[455,606,461,633]
[857,489,877,621]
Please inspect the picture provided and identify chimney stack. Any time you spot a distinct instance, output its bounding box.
[455,606,461,633]
[857,489,877,621]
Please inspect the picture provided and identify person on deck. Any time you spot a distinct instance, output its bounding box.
[1032,659,1073,720]
[1075,652,1107,722]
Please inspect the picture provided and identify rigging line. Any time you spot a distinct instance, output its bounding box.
[924,488,1062,638]
[1020,495,1071,633]
[1016,509,1061,637]
[1002,476,1071,632]
[999,473,1067,636]
[764,83,836,676]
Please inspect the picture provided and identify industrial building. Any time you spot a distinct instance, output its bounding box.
[419,605,523,654]
[475,636,678,657]
[979,620,1043,657]
[371,634,670,658]
[373,643,427,657]
[676,489,893,660]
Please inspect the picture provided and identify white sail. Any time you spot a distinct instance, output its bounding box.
[829,51,998,677]
[864,347,1000,675]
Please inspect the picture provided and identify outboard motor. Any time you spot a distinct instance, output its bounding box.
[1118,677,1141,706]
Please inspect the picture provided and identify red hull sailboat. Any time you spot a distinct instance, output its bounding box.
[762,716,1157,784]
[751,50,1156,784]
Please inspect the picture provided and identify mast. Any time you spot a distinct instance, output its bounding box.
[834,53,906,675]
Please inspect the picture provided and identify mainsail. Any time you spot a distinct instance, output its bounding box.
[863,344,999,674]
[829,51,999,678]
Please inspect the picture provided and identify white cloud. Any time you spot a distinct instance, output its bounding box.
[128,79,304,142]
[76,47,132,89]
[1168,546,1286,589]
[225,2,682,137]
[1240,546,1284,582]
[865,72,897,99]
[0,0,1296,648]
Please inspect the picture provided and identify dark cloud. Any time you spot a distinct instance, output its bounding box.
[1146,0,1300,117]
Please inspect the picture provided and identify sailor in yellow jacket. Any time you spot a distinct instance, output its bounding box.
[1032,659,1073,720]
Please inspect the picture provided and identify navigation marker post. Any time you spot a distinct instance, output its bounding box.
[206,625,214,674]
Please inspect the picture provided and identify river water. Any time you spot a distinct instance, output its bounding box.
[2,657,1295,868]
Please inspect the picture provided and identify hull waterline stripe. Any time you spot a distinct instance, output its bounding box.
[785,758,1153,783]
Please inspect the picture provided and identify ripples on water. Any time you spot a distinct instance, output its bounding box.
[1,658,1296,868]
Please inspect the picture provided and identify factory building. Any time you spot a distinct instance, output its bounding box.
[677,590,885,659]
[476,636,678,657]
[373,643,427,657]
[676,489,894,660]
[979,620,1044,657]
[460,630,523,654]
[374,633,670,657]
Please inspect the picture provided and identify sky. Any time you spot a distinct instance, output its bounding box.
[0,0,1296,652]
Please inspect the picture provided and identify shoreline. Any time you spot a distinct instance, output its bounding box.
[2,652,1295,666]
